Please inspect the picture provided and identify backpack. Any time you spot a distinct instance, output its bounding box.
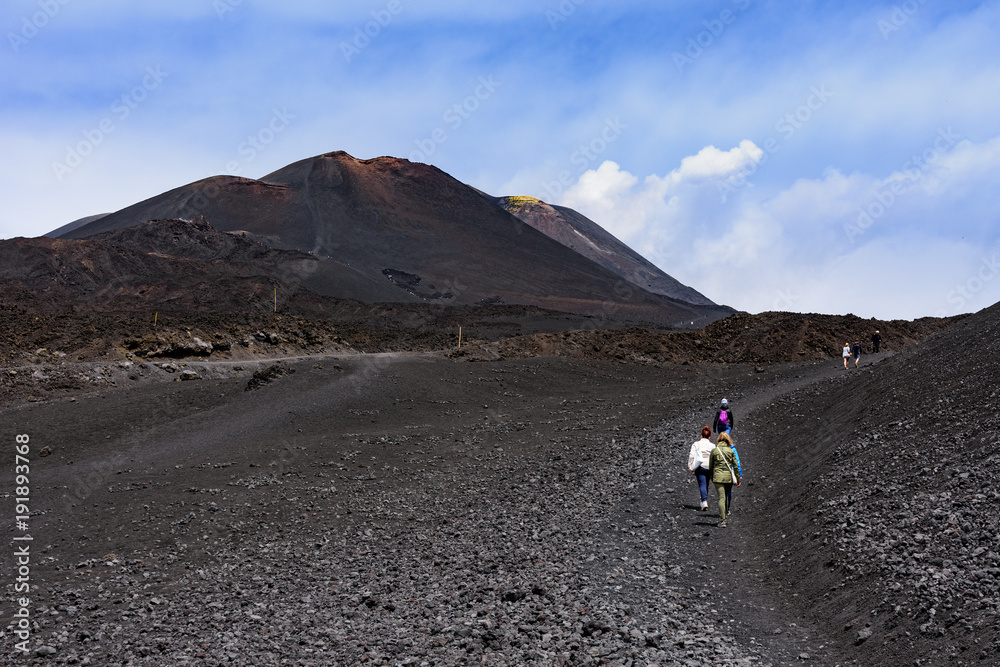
[718,409,729,426]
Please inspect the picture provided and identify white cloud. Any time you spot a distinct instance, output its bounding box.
[559,161,638,225]
[552,134,1000,318]
[673,140,763,181]
[913,134,1000,196]
[557,141,764,243]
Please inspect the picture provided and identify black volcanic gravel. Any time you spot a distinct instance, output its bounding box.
[1,302,995,665]
[3,354,847,666]
[740,301,1000,666]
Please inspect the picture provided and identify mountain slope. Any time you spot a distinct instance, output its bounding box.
[45,213,110,238]
[496,196,715,306]
[0,217,384,312]
[54,151,731,325]
[743,301,1000,664]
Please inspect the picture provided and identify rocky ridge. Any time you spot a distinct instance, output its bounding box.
[741,301,1000,665]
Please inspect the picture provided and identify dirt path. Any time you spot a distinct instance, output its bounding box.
[718,353,897,664]
[618,353,898,665]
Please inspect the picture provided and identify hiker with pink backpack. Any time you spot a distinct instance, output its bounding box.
[713,398,733,435]
[712,398,742,508]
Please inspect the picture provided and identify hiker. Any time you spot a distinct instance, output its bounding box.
[709,432,741,527]
[842,342,851,369]
[852,339,862,367]
[871,330,881,354]
[731,438,743,480]
[713,398,734,435]
[687,426,716,511]
[722,436,743,513]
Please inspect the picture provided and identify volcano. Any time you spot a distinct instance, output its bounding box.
[50,151,732,326]
[496,195,714,306]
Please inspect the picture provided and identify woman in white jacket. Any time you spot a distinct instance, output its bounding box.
[687,426,716,510]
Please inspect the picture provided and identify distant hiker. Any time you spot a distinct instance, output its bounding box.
[871,330,881,354]
[687,426,716,511]
[713,398,734,435]
[709,432,741,528]
[852,339,862,367]
[842,342,851,369]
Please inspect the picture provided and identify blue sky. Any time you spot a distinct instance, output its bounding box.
[3,0,1000,319]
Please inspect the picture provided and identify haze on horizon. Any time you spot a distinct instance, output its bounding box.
[2,0,999,320]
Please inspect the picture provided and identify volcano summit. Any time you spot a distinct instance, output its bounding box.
[45,151,731,326]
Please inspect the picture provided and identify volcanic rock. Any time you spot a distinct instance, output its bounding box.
[50,151,732,324]
[497,195,714,306]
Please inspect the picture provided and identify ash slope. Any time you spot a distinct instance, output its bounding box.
[0,308,959,406]
[4,351,854,665]
[0,217,405,312]
[53,151,730,325]
[497,196,715,307]
[44,213,109,239]
[460,310,961,365]
[0,303,983,664]
[741,300,1000,665]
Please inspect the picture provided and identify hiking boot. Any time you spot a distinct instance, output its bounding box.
[700,501,708,510]
[719,521,727,528]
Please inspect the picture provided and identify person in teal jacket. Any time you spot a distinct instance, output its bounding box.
[709,432,741,527]
[728,439,742,512]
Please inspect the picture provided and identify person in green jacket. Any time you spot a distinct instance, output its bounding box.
[709,432,741,527]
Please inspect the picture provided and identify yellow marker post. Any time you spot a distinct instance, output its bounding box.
[458,326,462,348]
[154,312,158,326]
